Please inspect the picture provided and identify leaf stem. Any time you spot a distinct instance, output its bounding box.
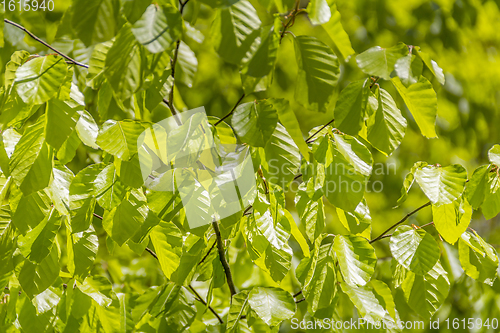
[3,19,89,68]
[370,201,431,244]
[212,220,237,297]
[214,93,246,126]
[188,285,224,324]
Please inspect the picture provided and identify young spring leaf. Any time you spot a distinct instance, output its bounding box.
[390,225,440,275]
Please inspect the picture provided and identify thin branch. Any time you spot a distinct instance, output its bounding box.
[306,119,335,143]
[370,201,432,244]
[214,94,246,127]
[162,0,190,124]
[419,221,435,229]
[146,248,224,324]
[198,240,217,265]
[145,247,158,260]
[4,19,89,68]
[188,285,224,324]
[295,298,305,304]
[293,290,302,298]
[279,0,301,43]
[212,220,237,297]
[93,213,103,220]
[180,0,191,13]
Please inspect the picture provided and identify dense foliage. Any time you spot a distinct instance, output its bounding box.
[1,0,500,332]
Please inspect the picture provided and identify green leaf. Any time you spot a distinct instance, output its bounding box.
[76,276,114,307]
[401,261,450,320]
[241,21,280,78]
[76,110,100,150]
[69,163,108,233]
[18,209,61,263]
[396,161,428,206]
[10,118,53,196]
[45,99,80,151]
[247,287,296,327]
[0,225,16,288]
[96,120,146,160]
[226,290,250,332]
[262,123,301,187]
[121,0,152,24]
[414,47,445,85]
[12,190,52,234]
[367,87,407,156]
[95,164,127,210]
[86,41,113,89]
[482,172,500,219]
[294,36,340,113]
[320,133,373,212]
[432,199,472,244]
[103,190,148,246]
[306,0,330,25]
[465,165,490,209]
[340,280,398,325]
[71,0,119,47]
[356,43,408,80]
[231,100,278,147]
[4,51,30,90]
[176,42,198,88]
[392,76,438,138]
[296,239,337,314]
[149,221,183,280]
[104,24,146,102]
[390,225,440,275]
[295,181,325,242]
[489,144,500,167]
[15,55,68,105]
[458,231,499,286]
[67,226,99,281]
[270,98,311,161]
[336,199,371,239]
[283,208,310,257]
[334,79,369,135]
[394,53,423,87]
[211,0,261,65]
[18,246,60,297]
[414,164,468,206]
[321,4,355,61]
[334,235,377,286]
[131,4,182,54]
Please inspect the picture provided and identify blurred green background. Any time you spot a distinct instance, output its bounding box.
[1,0,500,331]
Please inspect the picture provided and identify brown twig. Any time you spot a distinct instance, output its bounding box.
[145,247,224,323]
[4,19,89,68]
[306,119,335,143]
[214,94,246,127]
[212,220,237,297]
[188,285,224,324]
[198,240,217,265]
[370,202,432,244]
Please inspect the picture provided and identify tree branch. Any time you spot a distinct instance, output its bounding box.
[306,119,334,143]
[212,220,237,297]
[145,247,224,324]
[198,240,217,265]
[3,19,89,68]
[188,285,224,324]
[370,201,432,244]
[214,93,246,127]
